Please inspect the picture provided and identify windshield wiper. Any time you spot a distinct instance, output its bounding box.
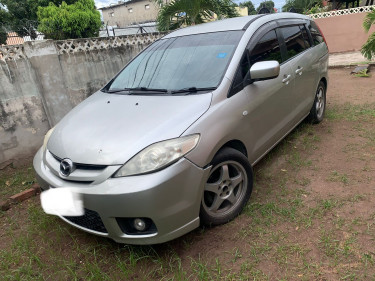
[106,87,168,94]
[105,87,215,95]
[170,87,217,95]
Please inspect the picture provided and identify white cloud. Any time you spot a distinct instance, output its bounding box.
[95,0,112,8]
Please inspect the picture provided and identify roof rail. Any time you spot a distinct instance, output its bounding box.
[242,15,266,30]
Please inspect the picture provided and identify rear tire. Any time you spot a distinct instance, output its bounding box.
[200,147,253,226]
[308,81,326,124]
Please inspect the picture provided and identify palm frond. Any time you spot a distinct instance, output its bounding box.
[157,0,239,31]
[361,32,375,60]
[363,10,375,32]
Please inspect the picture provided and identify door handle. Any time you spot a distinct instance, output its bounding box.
[295,67,303,75]
[282,74,291,84]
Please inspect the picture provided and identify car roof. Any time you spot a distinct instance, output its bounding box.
[163,13,310,39]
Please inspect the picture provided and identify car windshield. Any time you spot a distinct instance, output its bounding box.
[106,31,244,94]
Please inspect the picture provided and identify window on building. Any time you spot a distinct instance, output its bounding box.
[128,8,133,13]
[145,4,150,9]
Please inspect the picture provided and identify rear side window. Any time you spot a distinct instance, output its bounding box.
[250,30,282,65]
[308,21,324,46]
[279,25,307,60]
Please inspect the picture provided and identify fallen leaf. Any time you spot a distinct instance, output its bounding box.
[5,181,10,186]
[281,169,287,172]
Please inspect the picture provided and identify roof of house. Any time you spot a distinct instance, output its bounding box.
[99,0,146,10]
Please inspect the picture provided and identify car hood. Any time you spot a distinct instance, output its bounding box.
[48,91,212,165]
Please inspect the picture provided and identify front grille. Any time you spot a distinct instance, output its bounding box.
[64,209,107,233]
[63,179,94,184]
[51,153,107,171]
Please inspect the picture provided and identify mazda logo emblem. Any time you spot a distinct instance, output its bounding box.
[60,158,75,177]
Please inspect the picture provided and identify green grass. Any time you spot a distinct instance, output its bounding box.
[329,170,349,185]
[326,103,375,121]
[1,101,375,280]
[0,163,36,200]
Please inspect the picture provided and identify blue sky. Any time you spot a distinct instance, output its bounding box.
[94,0,286,11]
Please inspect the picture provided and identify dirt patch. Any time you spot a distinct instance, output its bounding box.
[328,67,375,105]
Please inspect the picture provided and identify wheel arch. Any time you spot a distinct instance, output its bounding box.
[200,140,253,226]
[320,76,327,90]
[214,139,248,160]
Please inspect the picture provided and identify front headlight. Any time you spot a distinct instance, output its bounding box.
[42,127,55,152]
[113,134,200,177]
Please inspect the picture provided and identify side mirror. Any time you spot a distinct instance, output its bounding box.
[249,61,280,82]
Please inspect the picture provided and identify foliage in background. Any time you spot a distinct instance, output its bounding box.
[305,3,327,14]
[0,0,78,38]
[282,0,317,13]
[239,1,257,15]
[156,0,239,31]
[0,5,10,44]
[37,0,101,40]
[153,0,167,7]
[361,9,375,60]
[256,0,275,13]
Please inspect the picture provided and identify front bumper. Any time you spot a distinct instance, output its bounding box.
[33,148,210,244]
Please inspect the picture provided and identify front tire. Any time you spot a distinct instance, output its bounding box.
[308,81,326,124]
[200,147,253,226]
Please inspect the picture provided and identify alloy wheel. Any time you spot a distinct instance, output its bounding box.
[202,160,248,218]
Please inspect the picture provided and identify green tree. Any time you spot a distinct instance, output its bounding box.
[256,0,275,13]
[0,6,11,44]
[282,0,317,13]
[37,0,101,40]
[0,0,78,37]
[361,10,375,60]
[157,0,239,31]
[239,1,256,15]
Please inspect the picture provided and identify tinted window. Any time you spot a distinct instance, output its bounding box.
[229,30,282,97]
[230,55,250,96]
[308,21,324,46]
[108,31,244,92]
[280,26,307,60]
[249,30,282,65]
[300,25,311,48]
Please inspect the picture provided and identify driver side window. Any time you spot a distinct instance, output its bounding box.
[250,30,282,65]
[229,29,282,97]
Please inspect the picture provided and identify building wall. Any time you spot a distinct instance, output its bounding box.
[0,33,165,164]
[101,0,161,27]
[313,7,375,53]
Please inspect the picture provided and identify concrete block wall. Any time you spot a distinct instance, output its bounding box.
[0,33,165,164]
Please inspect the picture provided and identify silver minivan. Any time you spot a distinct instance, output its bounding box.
[34,13,328,244]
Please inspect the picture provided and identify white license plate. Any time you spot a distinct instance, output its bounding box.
[41,188,84,216]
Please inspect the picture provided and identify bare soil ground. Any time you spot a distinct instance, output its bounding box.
[1,68,375,280]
